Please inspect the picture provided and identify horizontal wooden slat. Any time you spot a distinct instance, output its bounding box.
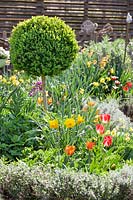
[0,0,132,44]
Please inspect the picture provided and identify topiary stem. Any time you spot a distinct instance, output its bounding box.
[41,75,47,109]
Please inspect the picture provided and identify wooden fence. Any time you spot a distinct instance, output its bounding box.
[0,0,133,44]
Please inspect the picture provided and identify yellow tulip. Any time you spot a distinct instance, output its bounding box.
[64,118,76,128]
[49,119,59,129]
[77,115,85,124]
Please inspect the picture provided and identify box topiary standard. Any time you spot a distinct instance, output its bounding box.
[9,16,79,108]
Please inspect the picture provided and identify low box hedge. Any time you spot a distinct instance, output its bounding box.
[0,161,132,200]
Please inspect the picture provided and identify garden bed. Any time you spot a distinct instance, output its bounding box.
[0,16,133,200]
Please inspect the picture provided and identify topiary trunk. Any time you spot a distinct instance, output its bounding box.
[41,75,47,109]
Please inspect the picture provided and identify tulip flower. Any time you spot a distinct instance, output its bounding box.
[103,135,113,147]
[99,114,110,123]
[96,124,105,134]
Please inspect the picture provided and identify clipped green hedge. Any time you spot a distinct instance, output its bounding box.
[0,161,132,200]
[10,16,78,76]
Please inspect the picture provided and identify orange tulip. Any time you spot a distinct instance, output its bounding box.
[47,97,53,105]
[64,145,76,156]
[86,141,96,150]
[37,97,43,104]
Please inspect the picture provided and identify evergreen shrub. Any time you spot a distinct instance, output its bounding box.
[10,16,78,76]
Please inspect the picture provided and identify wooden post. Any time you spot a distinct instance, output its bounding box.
[37,0,44,15]
[123,0,132,64]
[123,22,130,64]
[3,31,8,50]
[84,0,88,20]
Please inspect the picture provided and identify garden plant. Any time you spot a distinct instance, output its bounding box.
[10,16,78,108]
[0,16,132,200]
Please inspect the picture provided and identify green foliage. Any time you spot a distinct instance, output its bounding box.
[22,148,59,167]
[0,35,133,174]
[0,161,132,200]
[56,36,132,100]
[0,63,133,172]
[10,16,78,76]
[22,132,133,174]
[0,72,44,160]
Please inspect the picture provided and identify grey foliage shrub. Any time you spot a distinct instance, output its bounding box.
[0,161,132,200]
[48,166,133,200]
[10,16,78,77]
[0,161,48,200]
[109,165,133,200]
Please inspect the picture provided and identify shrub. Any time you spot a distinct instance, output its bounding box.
[9,16,78,77]
[0,161,132,200]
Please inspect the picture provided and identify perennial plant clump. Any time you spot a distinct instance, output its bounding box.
[62,36,133,99]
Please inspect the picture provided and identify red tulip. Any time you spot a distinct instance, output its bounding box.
[103,135,113,147]
[115,80,120,85]
[100,114,110,123]
[111,76,118,81]
[126,82,132,88]
[122,85,129,92]
[96,124,105,134]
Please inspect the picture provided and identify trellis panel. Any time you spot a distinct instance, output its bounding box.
[43,0,131,39]
[0,0,41,38]
[0,0,133,42]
